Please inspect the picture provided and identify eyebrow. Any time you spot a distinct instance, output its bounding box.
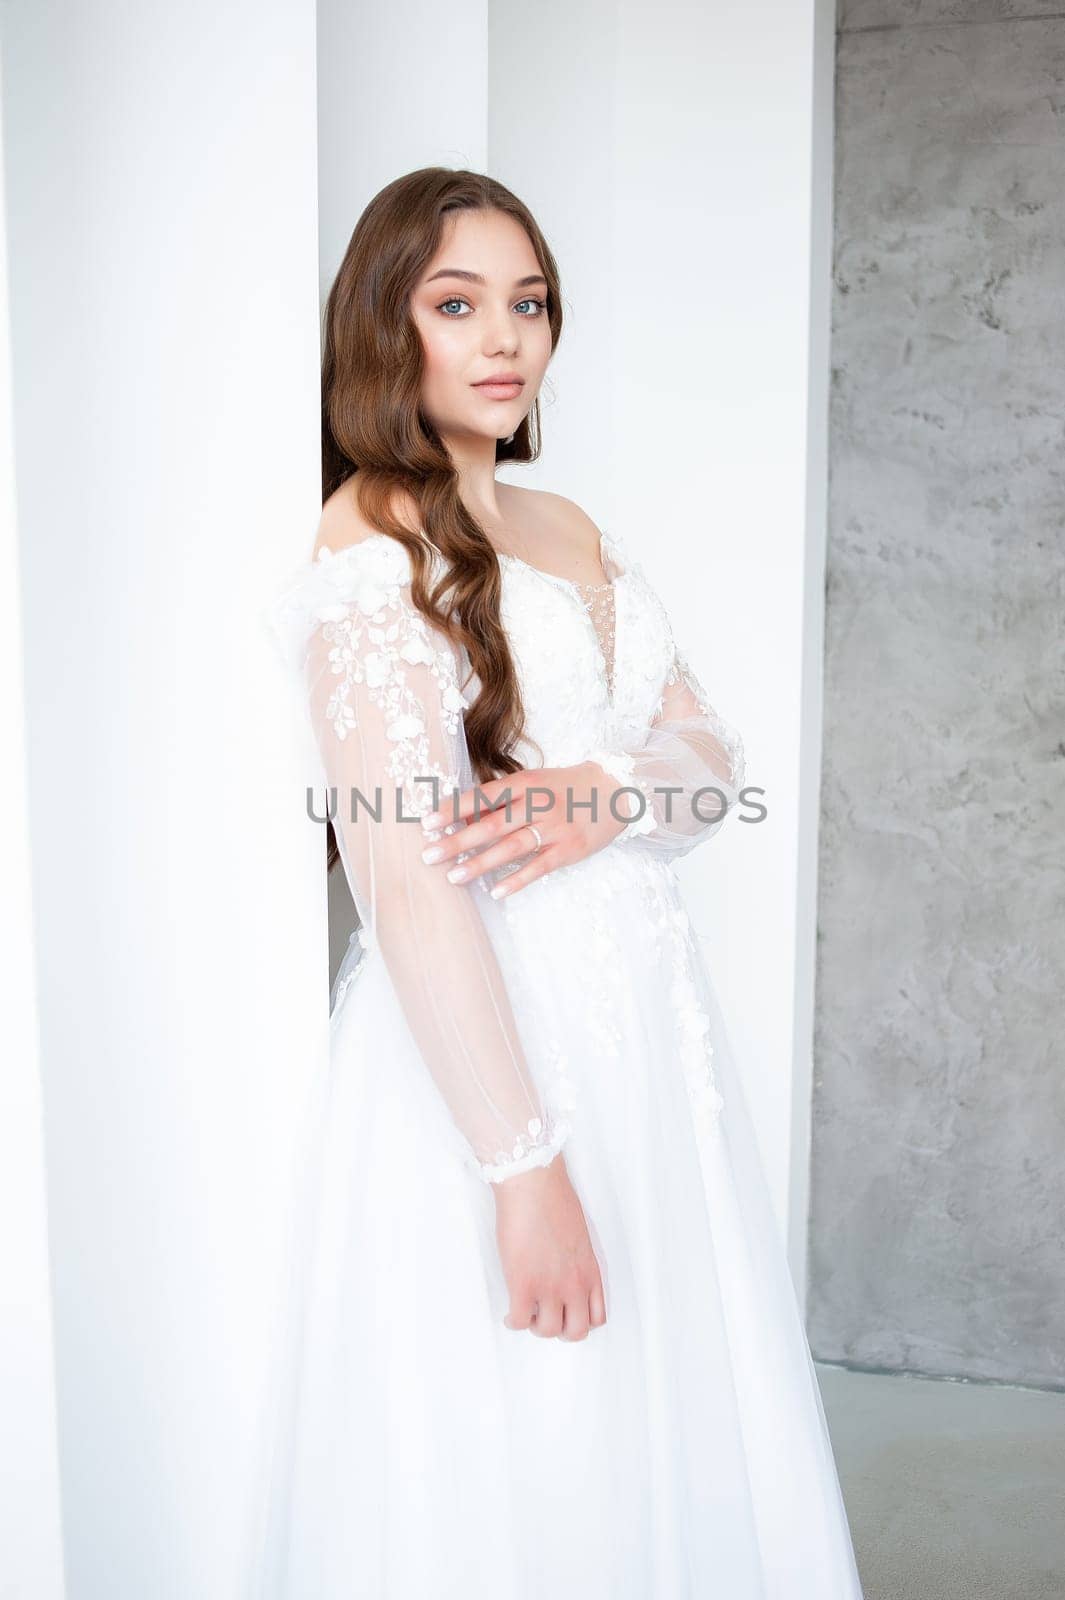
[423,268,548,288]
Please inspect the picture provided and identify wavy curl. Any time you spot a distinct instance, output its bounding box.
[320,167,564,870]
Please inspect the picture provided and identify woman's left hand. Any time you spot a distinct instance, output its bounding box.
[418,760,632,900]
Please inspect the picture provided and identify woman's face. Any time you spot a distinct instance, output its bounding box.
[409,208,554,445]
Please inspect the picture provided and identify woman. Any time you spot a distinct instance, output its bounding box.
[249,167,865,1598]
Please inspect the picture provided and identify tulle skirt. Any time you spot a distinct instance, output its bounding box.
[241,845,864,1598]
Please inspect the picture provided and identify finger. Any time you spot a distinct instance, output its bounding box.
[488,846,560,901]
[589,1279,607,1328]
[425,776,516,830]
[503,1290,538,1332]
[420,790,543,865]
[531,1295,564,1339]
[420,808,511,864]
[428,832,530,883]
[559,1293,590,1343]
[444,825,551,887]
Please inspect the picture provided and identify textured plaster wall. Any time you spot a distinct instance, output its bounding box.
[808,0,1065,1387]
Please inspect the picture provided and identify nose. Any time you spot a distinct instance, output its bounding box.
[482,299,520,358]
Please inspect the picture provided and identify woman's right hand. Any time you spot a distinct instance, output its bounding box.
[493,1155,607,1341]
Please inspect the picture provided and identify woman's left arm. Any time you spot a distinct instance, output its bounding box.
[419,644,746,899]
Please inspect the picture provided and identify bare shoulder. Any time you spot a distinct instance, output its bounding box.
[532,488,604,547]
[496,483,603,564]
[312,479,421,559]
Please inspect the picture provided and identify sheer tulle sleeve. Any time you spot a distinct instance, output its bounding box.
[585,645,746,860]
[269,536,569,1185]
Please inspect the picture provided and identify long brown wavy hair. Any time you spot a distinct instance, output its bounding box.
[320,167,564,871]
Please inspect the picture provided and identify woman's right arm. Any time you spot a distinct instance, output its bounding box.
[270,526,605,1336]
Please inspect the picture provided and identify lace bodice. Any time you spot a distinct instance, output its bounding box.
[268,524,745,1185]
[490,535,663,745]
[575,579,616,698]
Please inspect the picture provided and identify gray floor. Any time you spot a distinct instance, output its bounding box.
[816,1363,1065,1600]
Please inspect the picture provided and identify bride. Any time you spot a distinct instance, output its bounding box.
[249,166,865,1598]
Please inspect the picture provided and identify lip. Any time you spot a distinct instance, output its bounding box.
[472,373,525,399]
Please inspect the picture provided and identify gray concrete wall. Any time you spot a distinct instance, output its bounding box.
[807,0,1065,1388]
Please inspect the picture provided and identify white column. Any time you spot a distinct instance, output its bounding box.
[318,0,489,292]
[489,0,835,1300]
[0,46,66,1594]
[3,2,323,1593]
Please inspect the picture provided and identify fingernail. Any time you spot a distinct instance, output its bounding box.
[446,866,467,883]
[422,812,443,830]
[490,884,507,900]
[421,846,443,864]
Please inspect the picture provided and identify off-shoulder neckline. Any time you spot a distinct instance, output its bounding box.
[496,528,623,591]
[306,526,626,591]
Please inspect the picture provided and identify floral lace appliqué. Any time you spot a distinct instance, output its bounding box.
[319,580,469,821]
[638,874,725,1140]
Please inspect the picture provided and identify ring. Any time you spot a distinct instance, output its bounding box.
[527,824,543,852]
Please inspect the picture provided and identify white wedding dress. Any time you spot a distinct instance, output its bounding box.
[244,523,865,1598]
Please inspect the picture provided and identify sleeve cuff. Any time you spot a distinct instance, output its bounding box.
[585,749,658,845]
[477,1115,571,1184]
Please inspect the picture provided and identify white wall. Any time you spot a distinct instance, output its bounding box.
[2,2,325,1593]
[0,44,66,1595]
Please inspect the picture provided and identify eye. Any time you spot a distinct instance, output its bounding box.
[435,295,547,318]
